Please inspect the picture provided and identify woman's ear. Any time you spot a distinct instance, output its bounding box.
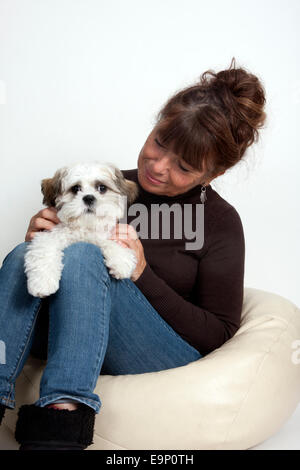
[203,169,226,186]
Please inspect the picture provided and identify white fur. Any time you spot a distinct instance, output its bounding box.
[24,162,137,298]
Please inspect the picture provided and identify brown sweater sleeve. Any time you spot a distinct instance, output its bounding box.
[134,207,245,356]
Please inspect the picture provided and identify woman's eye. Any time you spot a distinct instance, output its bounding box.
[179,164,189,173]
[154,138,165,148]
[155,137,189,172]
[71,184,81,194]
[97,184,107,194]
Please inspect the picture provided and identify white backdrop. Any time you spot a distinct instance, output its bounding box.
[0,0,299,308]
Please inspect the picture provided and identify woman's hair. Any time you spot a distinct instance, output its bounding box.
[154,57,267,179]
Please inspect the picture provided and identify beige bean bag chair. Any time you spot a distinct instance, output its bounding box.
[1,287,300,450]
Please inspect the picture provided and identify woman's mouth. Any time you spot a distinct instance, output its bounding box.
[145,169,165,185]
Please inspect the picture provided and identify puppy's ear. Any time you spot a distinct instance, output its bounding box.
[41,168,65,207]
[113,167,139,205]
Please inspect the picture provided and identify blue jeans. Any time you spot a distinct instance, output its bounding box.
[0,242,202,414]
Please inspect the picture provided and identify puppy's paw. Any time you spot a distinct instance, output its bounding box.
[27,276,60,298]
[24,246,64,298]
[105,247,137,280]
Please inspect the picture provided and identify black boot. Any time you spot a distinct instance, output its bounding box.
[0,404,6,425]
[15,403,95,450]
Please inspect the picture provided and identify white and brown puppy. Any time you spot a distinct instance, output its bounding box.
[24,161,139,298]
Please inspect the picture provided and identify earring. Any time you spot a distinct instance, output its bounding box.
[200,184,207,204]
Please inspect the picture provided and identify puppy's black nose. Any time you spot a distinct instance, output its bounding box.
[83,195,96,206]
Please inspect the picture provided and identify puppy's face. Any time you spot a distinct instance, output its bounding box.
[41,162,138,224]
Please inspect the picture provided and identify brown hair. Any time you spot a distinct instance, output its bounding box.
[154,58,267,180]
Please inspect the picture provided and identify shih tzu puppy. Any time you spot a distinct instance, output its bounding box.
[24,161,139,298]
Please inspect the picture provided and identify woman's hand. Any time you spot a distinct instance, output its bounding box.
[25,207,61,242]
[109,223,147,282]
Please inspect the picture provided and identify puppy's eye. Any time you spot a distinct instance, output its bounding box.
[96,184,107,194]
[71,184,81,194]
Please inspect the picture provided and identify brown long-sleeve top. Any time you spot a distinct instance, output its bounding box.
[121,169,245,356]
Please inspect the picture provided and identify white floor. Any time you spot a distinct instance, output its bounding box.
[250,403,300,450]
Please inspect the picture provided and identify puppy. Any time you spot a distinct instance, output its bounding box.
[24,161,139,298]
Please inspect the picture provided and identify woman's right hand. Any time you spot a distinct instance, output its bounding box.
[25,207,61,242]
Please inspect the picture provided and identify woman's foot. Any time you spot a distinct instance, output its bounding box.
[0,404,6,425]
[15,403,96,450]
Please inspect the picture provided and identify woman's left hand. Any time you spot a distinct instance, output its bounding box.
[109,223,147,282]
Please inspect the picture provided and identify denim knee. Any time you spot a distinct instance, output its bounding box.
[1,241,29,267]
[62,242,107,275]
[63,242,104,259]
[10,241,28,257]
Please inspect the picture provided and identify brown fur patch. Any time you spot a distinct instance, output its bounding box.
[41,168,66,207]
[114,167,139,205]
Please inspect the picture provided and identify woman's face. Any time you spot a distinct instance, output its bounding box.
[137,127,208,197]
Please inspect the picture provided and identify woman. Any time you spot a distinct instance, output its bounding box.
[0,58,266,450]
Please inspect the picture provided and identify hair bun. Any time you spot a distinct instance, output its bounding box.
[200,57,267,156]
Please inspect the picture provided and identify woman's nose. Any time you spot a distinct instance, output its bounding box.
[151,155,171,174]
